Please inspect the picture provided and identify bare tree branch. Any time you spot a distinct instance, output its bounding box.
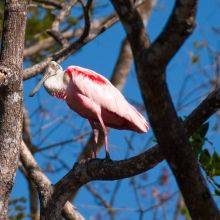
[23,13,118,80]
[86,184,115,218]
[51,0,77,31]
[23,16,111,58]
[33,0,63,9]
[46,0,78,47]
[144,0,197,68]
[20,165,40,220]
[110,38,132,91]
[46,29,70,47]
[23,0,147,80]
[29,181,40,220]
[20,141,85,220]
[184,88,220,135]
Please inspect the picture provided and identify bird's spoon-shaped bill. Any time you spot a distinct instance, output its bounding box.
[29,73,50,97]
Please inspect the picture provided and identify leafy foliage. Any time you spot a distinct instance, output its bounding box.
[180,204,191,220]
[26,7,55,42]
[0,1,79,64]
[189,123,220,195]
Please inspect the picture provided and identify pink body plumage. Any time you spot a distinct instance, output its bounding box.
[30,61,149,158]
[65,66,149,134]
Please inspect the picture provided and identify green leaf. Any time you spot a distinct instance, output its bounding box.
[193,41,204,49]
[212,151,220,169]
[26,9,54,41]
[198,123,209,137]
[209,151,220,176]
[191,55,200,64]
[212,169,220,176]
[67,16,78,25]
[199,149,220,178]
[190,123,209,158]
[199,149,211,167]
[214,189,220,196]
[180,205,191,220]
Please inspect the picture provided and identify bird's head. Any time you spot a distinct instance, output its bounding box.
[29,61,63,97]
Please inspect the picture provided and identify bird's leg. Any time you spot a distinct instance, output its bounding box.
[89,120,99,158]
[92,128,99,158]
[96,115,111,160]
[104,131,110,160]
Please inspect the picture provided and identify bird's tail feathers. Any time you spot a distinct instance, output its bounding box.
[128,105,149,133]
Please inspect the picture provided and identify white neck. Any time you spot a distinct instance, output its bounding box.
[44,71,67,99]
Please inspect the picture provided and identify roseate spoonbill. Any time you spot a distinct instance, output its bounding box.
[30,61,149,159]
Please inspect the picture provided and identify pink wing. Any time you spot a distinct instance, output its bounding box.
[66,66,149,133]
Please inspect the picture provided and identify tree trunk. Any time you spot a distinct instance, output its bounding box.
[0,0,27,218]
[110,0,220,219]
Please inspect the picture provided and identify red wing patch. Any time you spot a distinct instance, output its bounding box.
[66,66,106,85]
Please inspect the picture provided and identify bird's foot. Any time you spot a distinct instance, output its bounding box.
[92,151,97,159]
[76,157,93,166]
[105,152,112,161]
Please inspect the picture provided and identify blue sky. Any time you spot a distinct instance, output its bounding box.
[11,0,220,219]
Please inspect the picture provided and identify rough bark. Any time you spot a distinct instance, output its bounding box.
[20,165,40,220]
[29,181,40,220]
[20,141,85,220]
[110,0,219,219]
[0,0,27,218]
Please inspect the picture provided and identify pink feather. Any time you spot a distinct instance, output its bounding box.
[65,66,149,133]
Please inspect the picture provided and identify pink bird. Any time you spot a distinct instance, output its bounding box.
[30,61,149,159]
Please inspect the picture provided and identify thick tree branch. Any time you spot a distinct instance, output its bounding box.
[20,141,85,220]
[22,107,85,219]
[23,15,114,58]
[43,86,220,218]
[144,1,197,68]
[110,0,219,219]
[0,0,27,217]
[23,13,118,80]
[19,165,40,220]
[185,88,220,135]
[33,0,63,9]
[29,181,40,220]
